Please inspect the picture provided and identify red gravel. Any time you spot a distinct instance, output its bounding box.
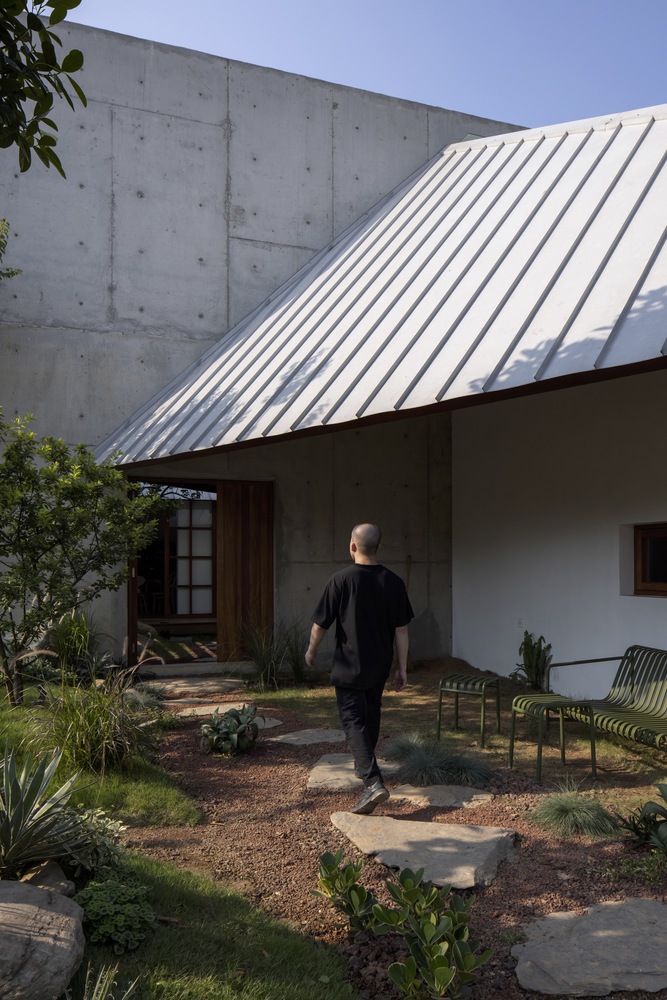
[125,708,667,1000]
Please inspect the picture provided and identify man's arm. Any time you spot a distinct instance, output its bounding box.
[393,625,409,691]
[305,623,327,668]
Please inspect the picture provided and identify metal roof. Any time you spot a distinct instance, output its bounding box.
[98,104,667,466]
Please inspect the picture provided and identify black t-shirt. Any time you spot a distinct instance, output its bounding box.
[312,563,414,690]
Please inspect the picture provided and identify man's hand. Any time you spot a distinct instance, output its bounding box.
[305,623,327,668]
[393,625,409,691]
[393,663,408,691]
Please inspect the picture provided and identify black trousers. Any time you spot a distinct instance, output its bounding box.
[335,679,386,787]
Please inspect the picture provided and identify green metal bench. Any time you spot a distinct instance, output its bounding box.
[436,672,501,748]
[545,644,667,750]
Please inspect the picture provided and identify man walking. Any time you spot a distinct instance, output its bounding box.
[305,523,413,815]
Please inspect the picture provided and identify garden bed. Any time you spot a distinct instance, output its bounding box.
[125,659,667,1000]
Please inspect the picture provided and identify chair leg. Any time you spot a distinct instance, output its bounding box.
[480,690,486,748]
[453,691,459,730]
[558,709,566,764]
[509,708,517,768]
[436,686,443,741]
[495,684,501,733]
[536,711,545,783]
[588,711,597,779]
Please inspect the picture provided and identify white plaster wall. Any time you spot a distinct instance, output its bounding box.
[0,22,519,447]
[452,370,667,698]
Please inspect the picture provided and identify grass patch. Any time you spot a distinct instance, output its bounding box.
[0,685,200,828]
[530,788,618,837]
[602,850,667,884]
[73,853,358,1000]
[71,759,201,827]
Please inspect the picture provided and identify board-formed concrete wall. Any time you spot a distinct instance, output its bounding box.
[0,23,519,660]
[124,410,453,662]
[0,21,519,447]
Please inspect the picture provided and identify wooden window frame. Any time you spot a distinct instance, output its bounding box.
[634,523,667,596]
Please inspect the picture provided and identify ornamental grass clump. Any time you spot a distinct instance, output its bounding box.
[28,672,156,775]
[530,788,618,837]
[385,733,492,787]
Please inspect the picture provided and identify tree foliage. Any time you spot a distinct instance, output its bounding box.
[0,411,175,704]
[0,218,21,280]
[0,0,87,176]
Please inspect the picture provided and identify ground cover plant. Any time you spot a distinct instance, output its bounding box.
[71,853,360,1000]
[314,850,491,999]
[383,732,493,787]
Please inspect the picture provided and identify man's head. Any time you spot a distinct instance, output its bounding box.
[350,523,381,562]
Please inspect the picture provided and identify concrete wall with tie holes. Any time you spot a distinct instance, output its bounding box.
[0,23,519,659]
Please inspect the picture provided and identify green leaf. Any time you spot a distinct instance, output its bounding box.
[61,48,83,73]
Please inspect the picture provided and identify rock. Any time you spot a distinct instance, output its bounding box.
[308,753,400,790]
[0,881,84,1000]
[331,812,516,888]
[389,784,494,808]
[20,861,76,897]
[266,728,346,746]
[512,897,667,995]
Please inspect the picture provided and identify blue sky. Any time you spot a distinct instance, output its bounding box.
[71,0,665,129]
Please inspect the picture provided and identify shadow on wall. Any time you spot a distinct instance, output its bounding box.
[410,609,443,661]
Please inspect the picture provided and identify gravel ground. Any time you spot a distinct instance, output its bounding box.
[126,705,667,1000]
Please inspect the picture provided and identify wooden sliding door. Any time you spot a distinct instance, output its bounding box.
[216,481,274,660]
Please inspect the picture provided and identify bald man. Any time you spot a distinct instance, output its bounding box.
[306,523,413,815]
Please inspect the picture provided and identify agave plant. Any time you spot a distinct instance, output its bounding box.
[639,783,667,853]
[200,704,261,755]
[0,747,90,879]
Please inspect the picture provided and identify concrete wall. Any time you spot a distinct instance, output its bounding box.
[125,411,453,662]
[0,22,519,447]
[452,369,667,697]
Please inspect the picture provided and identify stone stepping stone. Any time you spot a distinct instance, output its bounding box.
[266,728,346,746]
[307,752,400,789]
[331,812,515,889]
[512,897,667,995]
[390,784,494,809]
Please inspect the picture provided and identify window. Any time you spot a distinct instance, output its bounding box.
[634,523,667,595]
[138,499,216,617]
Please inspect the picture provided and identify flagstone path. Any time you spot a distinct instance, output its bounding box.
[151,673,667,997]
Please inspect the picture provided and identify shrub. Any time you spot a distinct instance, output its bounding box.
[314,850,491,999]
[530,789,617,837]
[28,673,156,774]
[75,874,156,954]
[242,621,282,690]
[383,732,427,760]
[0,747,90,879]
[43,608,106,682]
[65,807,127,878]
[280,618,308,684]
[200,704,261,755]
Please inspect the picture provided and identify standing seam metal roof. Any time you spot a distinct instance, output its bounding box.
[96,104,667,465]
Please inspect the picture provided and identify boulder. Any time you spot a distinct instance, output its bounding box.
[20,861,76,898]
[0,881,84,1000]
